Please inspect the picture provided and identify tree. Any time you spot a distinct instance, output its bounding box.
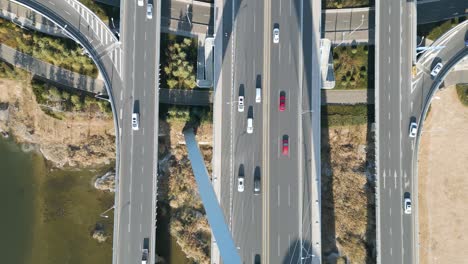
[163,36,198,89]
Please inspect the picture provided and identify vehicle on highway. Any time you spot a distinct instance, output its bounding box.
[254,254,261,264]
[409,121,418,138]
[238,175,244,192]
[273,26,279,44]
[256,87,261,103]
[404,197,412,214]
[279,92,286,111]
[238,95,245,112]
[430,62,443,77]
[247,117,253,134]
[132,113,140,131]
[138,0,144,6]
[146,3,153,19]
[282,135,289,156]
[141,238,149,264]
[253,176,261,195]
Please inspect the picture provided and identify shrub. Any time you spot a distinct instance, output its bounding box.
[456,84,468,106]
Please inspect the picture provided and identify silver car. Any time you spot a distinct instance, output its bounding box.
[138,0,144,7]
[146,3,153,19]
[430,62,443,77]
[404,198,412,214]
[273,27,279,44]
[238,95,244,112]
[409,122,418,138]
[237,176,244,192]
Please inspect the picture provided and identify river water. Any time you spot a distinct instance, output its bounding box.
[0,136,191,264]
[0,137,114,264]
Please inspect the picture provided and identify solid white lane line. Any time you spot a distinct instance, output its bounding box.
[289,44,292,64]
[288,184,291,207]
[48,1,55,6]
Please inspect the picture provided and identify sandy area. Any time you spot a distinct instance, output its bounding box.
[0,78,115,167]
[418,86,468,264]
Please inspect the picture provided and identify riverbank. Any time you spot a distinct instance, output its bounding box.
[0,77,115,168]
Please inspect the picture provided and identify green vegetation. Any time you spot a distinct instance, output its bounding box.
[161,34,198,89]
[456,84,468,106]
[0,61,28,80]
[0,18,98,77]
[322,0,369,9]
[322,104,373,127]
[77,0,119,24]
[333,45,371,90]
[163,105,213,124]
[418,16,467,41]
[31,79,111,119]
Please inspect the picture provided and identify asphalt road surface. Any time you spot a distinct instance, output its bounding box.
[114,1,159,263]
[219,0,264,261]
[377,1,415,263]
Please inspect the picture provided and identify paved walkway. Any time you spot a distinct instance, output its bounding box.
[321,89,374,105]
[0,43,107,94]
[159,88,212,105]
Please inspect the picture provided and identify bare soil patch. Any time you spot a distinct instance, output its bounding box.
[418,86,468,264]
[321,124,375,264]
[0,78,115,167]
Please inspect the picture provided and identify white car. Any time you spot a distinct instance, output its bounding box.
[137,0,144,7]
[247,118,253,134]
[146,3,153,19]
[409,122,418,138]
[237,177,244,192]
[238,95,244,112]
[132,113,140,131]
[404,198,412,214]
[430,62,443,77]
[273,27,279,44]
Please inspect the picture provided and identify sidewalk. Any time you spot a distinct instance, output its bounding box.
[321,89,374,105]
[0,43,106,94]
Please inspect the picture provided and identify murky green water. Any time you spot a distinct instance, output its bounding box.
[0,137,114,264]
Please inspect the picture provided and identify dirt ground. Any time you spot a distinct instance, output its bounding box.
[418,86,468,264]
[0,78,115,167]
[321,124,375,264]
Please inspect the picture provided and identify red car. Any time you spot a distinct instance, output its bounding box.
[282,136,289,156]
[279,92,286,111]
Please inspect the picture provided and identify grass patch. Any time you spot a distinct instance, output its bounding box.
[418,16,467,41]
[159,104,213,125]
[160,33,198,89]
[77,0,119,24]
[333,45,372,90]
[31,79,111,118]
[0,61,29,80]
[456,84,468,106]
[322,0,370,9]
[0,17,98,77]
[322,104,373,127]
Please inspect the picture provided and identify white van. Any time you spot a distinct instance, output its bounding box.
[132,113,140,131]
[256,87,261,103]
[247,118,253,134]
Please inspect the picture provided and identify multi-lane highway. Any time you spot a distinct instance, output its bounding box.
[113,1,159,264]
[218,0,321,261]
[376,0,415,263]
[219,0,264,261]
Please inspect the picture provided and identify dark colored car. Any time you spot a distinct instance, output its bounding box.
[279,92,286,111]
[254,254,261,264]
